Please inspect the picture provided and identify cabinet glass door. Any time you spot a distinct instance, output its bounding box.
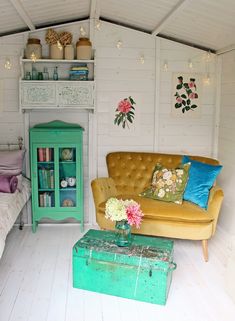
[59,147,77,208]
[37,147,55,207]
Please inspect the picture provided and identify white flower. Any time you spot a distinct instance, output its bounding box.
[163,171,172,180]
[166,179,173,186]
[158,189,165,198]
[176,169,184,176]
[105,198,126,221]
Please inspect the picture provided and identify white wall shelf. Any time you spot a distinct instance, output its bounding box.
[19,56,96,112]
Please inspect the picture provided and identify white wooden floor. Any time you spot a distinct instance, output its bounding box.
[0,225,235,321]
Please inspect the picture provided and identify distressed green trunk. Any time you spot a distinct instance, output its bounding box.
[73,229,176,305]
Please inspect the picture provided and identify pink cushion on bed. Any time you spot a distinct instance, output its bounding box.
[0,149,25,176]
[0,176,18,193]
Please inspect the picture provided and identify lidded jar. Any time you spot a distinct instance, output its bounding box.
[25,38,42,59]
[76,37,92,60]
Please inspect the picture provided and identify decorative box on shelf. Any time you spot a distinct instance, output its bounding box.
[19,57,95,111]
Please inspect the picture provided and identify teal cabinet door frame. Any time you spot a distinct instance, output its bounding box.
[30,120,84,232]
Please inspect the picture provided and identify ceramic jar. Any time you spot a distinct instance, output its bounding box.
[64,44,74,60]
[50,44,63,59]
[76,37,92,60]
[25,38,42,59]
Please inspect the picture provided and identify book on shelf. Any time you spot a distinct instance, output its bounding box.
[39,192,54,207]
[38,148,53,162]
[38,168,54,189]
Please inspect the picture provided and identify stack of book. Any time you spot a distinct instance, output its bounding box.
[69,65,88,81]
[39,192,54,207]
[38,148,53,162]
[38,168,54,189]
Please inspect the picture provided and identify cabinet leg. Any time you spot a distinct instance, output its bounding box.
[32,221,38,233]
[80,219,84,233]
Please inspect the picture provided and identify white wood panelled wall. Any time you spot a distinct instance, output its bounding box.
[0,20,217,225]
[217,50,235,302]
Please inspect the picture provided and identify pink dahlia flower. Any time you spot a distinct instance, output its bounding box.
[188,81,195,88]
[189,92,196,99]
[176,97,182,103]
[126,203,144,228]
[118,99,132,113]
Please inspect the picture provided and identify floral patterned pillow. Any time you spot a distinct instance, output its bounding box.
[140,163,190,204]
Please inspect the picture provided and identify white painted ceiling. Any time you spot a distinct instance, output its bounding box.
[2,0,235,52]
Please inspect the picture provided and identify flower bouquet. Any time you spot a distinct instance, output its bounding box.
[105,198,144,246]
[114,96,136,129]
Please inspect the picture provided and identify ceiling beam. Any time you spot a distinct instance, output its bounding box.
[90,0,101,20]
[152,0,191,36]
[9,0,35,31]
[216,44,235,55]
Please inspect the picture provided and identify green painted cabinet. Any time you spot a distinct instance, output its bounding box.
[73,229,177,305]
[30,120,84,232]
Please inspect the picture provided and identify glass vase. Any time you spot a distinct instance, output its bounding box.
[115,220,131,247]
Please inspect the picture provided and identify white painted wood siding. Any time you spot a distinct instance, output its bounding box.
[218,50,235,235]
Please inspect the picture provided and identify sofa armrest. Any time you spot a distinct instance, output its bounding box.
[207,185,224,235]
[91,177,118,211]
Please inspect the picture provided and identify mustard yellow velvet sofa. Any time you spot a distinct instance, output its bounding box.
[91,152,224,261]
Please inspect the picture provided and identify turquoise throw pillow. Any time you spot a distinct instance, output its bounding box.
[182,156,222,209]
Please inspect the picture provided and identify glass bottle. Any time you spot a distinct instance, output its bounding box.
[32,66,37,80]
[38,72,43,80]
[115,220,131,247]
[53,66,58,81]
[43,67,49,80]
[25,71,31,80]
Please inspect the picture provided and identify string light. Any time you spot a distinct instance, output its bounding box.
[30,52,37,62]
[188,59,193,69]
[57,40,63,51]
[116,40,123,49]
[95,20,101,31]
[80,25,86,36]
[139,54,145,64]
[4,58,12,70]
[163,61,168,72]
[206,51,211,62]
[204,73,210,85]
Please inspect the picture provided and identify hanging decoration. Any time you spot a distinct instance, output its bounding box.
[114,97,136,129]
[4,58,12,70]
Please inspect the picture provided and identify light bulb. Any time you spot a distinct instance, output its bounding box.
[116,40,123,49]
[95,20,101,31]
[188,59,193,69]
[30,52,37,62]
[80,26,86,37]
[204,73,210,85]
[206,51,211,62]
[4,58,12,70]
[163,61,168,72]
[57,40,63,51]
[139,55,145,64]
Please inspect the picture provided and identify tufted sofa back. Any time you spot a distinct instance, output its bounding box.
[106,152,220,195]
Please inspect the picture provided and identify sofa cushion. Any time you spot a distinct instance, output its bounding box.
[182,156,222,209]
[140,163,190,204]
[99,195,213,224]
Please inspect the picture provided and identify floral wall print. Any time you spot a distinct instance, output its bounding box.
[175,76,198,113]
[114,96,136,129]
[172,73,202,118]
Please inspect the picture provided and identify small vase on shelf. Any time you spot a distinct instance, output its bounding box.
[115,220,131,247]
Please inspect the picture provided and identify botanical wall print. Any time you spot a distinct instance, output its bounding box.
[172,73,202,118]
[114,96,136,129]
